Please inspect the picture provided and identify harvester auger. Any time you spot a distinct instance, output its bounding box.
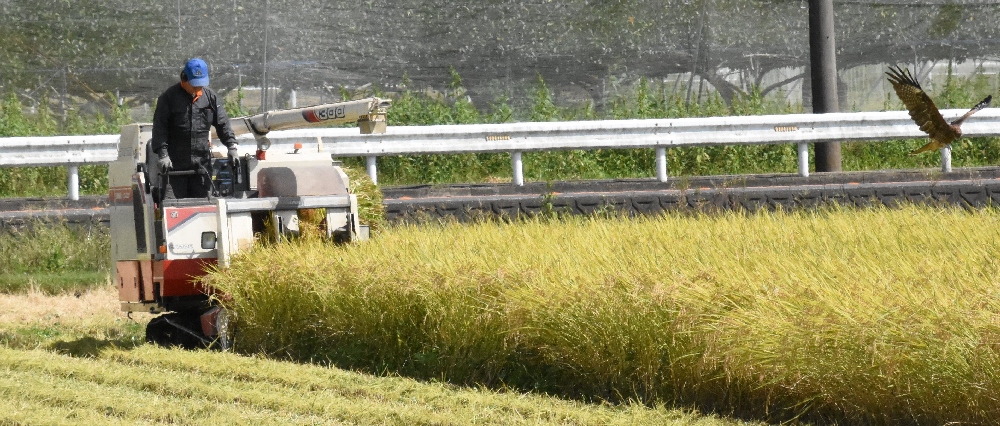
[109,97,390,349]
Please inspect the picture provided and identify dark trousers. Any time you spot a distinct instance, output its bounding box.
[165,173,213,199]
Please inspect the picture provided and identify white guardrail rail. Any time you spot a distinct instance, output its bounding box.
[2,109,1000,199]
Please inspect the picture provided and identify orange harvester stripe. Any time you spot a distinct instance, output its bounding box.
[164,206,217,231]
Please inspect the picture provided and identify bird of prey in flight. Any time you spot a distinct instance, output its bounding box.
[886,65,992,155]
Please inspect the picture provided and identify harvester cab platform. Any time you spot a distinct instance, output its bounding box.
[109,97,390,349]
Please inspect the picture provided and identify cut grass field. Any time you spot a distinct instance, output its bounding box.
[207,205,1000,425]
[0,288,751,426]
[0,347,750,426]
[0,286,142,354]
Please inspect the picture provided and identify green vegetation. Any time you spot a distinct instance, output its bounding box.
[0,92,128,197]
[3,69,999,195]
[0,221,109,294]
[348,75,815,184]
[208,205,1000,424]
[0,288,750,426]
[347,71,1000,184]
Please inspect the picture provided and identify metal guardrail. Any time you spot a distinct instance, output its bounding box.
[0,134,118,200]
[253,109,1000,185]
[0,134,119,166]
[2,109,999,197]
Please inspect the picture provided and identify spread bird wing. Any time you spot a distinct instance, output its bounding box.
[885,66,959,153]
[950,95,992,127]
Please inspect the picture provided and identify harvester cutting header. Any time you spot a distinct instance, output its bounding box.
[110,95,391,349]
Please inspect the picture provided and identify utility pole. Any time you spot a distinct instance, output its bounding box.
[176,0,183,51]
[234,0,243,112]
[261,0,269,112]
[61,67,68,122]
[808,0,842,172]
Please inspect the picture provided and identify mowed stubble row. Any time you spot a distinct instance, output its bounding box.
[0,345,742,425]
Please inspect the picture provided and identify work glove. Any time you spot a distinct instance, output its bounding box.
[227,144,239,165]
[157,152,172,173]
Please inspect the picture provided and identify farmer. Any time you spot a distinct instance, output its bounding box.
[151,58,239,198]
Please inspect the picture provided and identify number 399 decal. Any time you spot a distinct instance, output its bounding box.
[302,106,347,123]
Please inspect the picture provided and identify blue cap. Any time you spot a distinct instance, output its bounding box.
[183,58,209,87]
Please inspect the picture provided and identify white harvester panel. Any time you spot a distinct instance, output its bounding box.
[244,153,335,190]
[162,206,220,260]
[109,124,155,262]
[215,209,254,268]
[257,165,350,197]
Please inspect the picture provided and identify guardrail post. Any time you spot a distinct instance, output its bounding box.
[365,156,378,185]
[512,151,524,186]
[798,143,810,177]
[655,147,668,182]
[941,146,952,173]
[67,165,79,200]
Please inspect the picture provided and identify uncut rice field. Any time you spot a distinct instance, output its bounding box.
[207,205,1000,425]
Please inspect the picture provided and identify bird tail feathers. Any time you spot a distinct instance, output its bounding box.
[910,140,946,155]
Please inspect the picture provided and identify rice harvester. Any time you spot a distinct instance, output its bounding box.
[108,97,390,349]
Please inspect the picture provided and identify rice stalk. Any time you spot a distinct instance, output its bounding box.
[206,204,1000,424]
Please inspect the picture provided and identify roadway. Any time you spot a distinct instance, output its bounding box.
[3,166,999,227]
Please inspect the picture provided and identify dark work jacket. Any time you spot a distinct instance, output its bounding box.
[151,83,238,171]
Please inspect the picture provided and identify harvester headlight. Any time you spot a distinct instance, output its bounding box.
[201,232,218,250]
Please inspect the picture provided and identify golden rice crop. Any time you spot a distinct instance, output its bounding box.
[343,165,385,232]
[207,205,1000,424]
